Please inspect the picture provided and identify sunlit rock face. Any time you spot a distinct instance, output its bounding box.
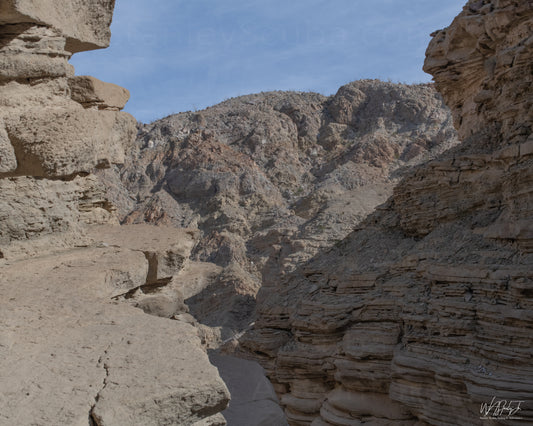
[244,1,533,424]
[0,0,115,53]
[0,0,136,252]
[0,2,231,425]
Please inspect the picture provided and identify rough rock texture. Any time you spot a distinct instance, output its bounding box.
[0,175,117,259]
[0,1,232,425]
[0,225,230,426]
[0,80,136,178]
[0,0,116,53]
[97,80,458,342]
[243,1,533,425]
[69,76,131,110]
[0,10,136,251]
[0,23,74,80]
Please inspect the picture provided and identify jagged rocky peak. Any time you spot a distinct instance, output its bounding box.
[243,1,533,425]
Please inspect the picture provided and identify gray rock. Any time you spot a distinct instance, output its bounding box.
[97,81,459,341]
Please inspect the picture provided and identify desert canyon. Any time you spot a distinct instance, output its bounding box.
[0,0,531,425]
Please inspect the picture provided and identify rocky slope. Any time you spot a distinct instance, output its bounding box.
[242,0,533,424]
[0,2,230,424]
[97,80,458,342]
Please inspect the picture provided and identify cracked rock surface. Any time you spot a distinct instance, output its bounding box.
[0,225,230,426]
[0,1,233,424]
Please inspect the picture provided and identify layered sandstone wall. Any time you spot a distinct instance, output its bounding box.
[0,0,136,258]
[0,2,231,425]
[244,1,533,425]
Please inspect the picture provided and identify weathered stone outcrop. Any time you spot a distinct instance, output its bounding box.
[244,1,533,425]
[0,0,135,253]
[69,76,131,111]
[98,80,458,342]
[0,0,115,53]
[0,175,115,259]
[0,2,231,425]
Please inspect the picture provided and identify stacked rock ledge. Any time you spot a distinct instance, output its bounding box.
[0,1,231,425]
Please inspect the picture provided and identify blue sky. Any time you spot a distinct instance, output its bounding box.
[70,0,466,123]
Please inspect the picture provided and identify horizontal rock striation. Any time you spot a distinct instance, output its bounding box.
[244,1,533,425]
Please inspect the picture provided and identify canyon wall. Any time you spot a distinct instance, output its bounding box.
[0,2,230,425]
[243,1,533,424]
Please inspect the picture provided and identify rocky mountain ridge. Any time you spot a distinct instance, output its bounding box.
[97,80,458,343]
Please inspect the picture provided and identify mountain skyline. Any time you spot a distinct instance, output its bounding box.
[71,0,466,123]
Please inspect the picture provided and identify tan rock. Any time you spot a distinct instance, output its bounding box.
[69,76,131,110]
[0,0,116,53]
[0,79,72,110]
[4,107,136,177]
[0,24,73,81]
[88,224,198,280]
[0,175,116,256]
[0,1,233,424]
[0,119,16,173]
[0,239,230,425]
[424,0,533,148]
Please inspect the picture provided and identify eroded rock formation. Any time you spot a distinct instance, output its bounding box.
[0,2,230,424]
[98,81,458,343]
[243,1,533,424]
[0,0,135,256]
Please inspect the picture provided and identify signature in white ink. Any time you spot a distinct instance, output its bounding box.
[480,396,525,420]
